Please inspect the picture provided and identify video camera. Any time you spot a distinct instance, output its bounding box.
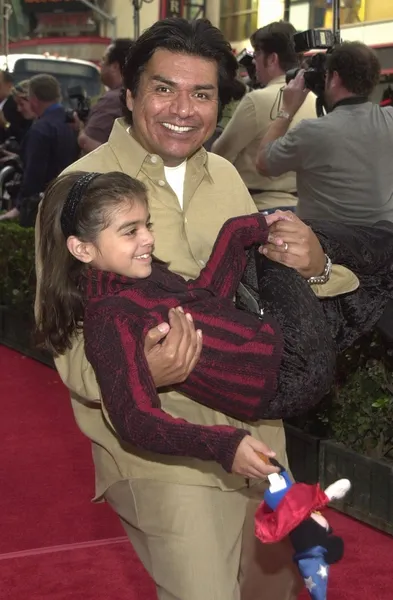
[65,85,91,124]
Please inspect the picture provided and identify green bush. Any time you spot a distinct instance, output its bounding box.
[0,221,36,311]
[289,331,393,460]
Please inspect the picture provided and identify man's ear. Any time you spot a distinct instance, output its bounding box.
[66,236,95,264]
[330,70,341,88]
[126,89,134,112]
[268,52,279,68]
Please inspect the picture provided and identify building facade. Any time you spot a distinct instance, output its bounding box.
[2,0,393,61]
[218,0,393,49]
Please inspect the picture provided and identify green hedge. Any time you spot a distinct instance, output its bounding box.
[0,220,392,458]
[0,221,36,310]
[289,333,393,460]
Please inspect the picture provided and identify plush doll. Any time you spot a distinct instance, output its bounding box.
[255,457,351,600]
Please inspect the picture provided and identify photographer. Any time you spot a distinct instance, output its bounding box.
[212,21,317,213]
[76,39,133,154]
[0,74,79,224]
[256,42,393,225]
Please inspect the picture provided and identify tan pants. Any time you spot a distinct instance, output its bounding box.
[105,478,302,600]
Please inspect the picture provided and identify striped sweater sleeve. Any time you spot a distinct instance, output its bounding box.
[83,304,249,472]
[187,213,268,299]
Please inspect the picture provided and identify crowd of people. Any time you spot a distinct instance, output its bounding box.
[1,15,393,600]
[0,38,133,224]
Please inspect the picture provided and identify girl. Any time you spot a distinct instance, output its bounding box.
[36,171,334,475]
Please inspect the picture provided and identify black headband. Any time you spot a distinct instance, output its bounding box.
[60,172,101,238]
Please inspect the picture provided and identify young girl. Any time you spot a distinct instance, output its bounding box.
[36,171,335,475]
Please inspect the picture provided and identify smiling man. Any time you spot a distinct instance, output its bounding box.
[35,17,334,600]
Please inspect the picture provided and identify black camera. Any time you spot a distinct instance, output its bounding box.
[286,29,335,95]
[65,85,91,124]
[286,28,337,116]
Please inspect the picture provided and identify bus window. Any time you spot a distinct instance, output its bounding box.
[12,58,102,104]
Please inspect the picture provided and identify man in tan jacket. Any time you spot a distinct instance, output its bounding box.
[35,17,353,600]
[212,22,317,213]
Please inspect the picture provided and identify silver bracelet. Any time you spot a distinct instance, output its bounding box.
[307,255,332,285]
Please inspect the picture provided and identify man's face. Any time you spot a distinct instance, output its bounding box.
[324,70,338,109]
[100,45,115,87]
[126,49,219,167]
[15,95,36,120]
[0,73,12,102]
[253,50,275,86]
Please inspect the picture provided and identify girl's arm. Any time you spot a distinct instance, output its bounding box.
[84,302,248,473]
[187,214,269,298]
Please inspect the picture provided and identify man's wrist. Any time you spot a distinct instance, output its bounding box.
[276,109,293,122]
[307,255,332,285]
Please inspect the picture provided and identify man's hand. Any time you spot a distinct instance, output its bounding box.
[72,112,84,134]
[0,150,17,163]
[0,111,8,129]
[232,436,280,479]
[144,307,203,388]
[259,210,326,279]
[282,69,310,118]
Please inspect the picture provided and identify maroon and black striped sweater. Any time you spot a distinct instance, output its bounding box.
[82,214,283,473]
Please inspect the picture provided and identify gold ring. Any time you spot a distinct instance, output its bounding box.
[283,242,289,252]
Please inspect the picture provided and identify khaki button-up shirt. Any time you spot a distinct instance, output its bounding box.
[212,76,317,211]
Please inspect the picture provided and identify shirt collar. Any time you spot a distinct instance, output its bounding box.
[42,102,62,116]
[331,96,369,111]
[266,75,286,88]
[106,118,214,182]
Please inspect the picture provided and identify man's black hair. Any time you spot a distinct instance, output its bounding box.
[326,41,380,98]
[250,21,299,72]
[121,18,239,124]
[107,38,134,73]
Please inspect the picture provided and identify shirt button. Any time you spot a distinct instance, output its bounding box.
[184,217,188,224]
[158,179,166,187]
[199,260,205,266]
[150,155,158,164]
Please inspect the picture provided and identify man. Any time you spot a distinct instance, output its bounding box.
[212,22,317,213]
[35,18,349,600]
[0,74,79,223]
[256,42,393,225]
[77,38,133,153]
[0,70,31,144]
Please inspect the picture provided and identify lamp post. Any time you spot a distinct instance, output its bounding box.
[1,1,12,66]
[132,0,154,40]
[284,0,290,22]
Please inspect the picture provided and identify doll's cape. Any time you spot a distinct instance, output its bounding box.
[255,483,329,544]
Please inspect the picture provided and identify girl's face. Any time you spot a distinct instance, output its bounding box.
[82,197,155,279]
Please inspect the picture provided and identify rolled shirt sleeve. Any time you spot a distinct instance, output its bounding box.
[264,122,306,176]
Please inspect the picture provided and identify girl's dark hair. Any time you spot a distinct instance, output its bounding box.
[121,17,239,124]
[36,171,148,356]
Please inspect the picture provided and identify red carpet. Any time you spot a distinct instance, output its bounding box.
[0,345,392,599]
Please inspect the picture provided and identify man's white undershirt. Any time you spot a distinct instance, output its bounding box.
[164,160,187,209]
